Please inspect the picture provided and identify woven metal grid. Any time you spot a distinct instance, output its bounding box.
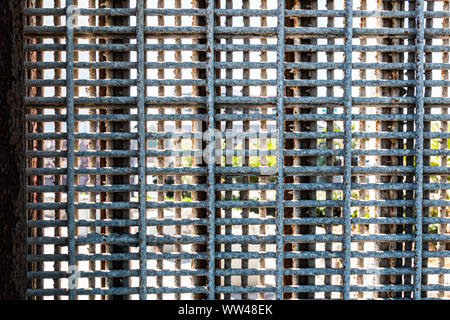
[25,0,449,300]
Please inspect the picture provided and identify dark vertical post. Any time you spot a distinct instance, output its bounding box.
[283,0,317,300]
[0,0,26,300]
[375,0,405,299]
[356,0,367,299]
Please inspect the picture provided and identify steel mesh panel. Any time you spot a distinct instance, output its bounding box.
[24,0,450,300]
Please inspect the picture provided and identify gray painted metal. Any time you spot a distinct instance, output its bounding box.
[24,0,450,300]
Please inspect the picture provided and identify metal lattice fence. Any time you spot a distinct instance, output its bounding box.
[25,0,449,300]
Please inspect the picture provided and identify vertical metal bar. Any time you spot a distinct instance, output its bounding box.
[213,3,221,298]
[324,0,335,301]
[422,0,433,299]
[258,0,268,300]
[87,0,97,300]
[206,0,216,300]
[275,0,285,301]
[413,0,425,300]
[0,0,26,300]
[54,0,63,300]
[375,0,404,299]
[26,0,43,300]
[222,0,233,300]
[283,0,296,299]
[65,0,77,301]
[105,0,131,300]
[213,17,221,301]
[356,0,367,300]
[156,0,164,301]
[342,0,353,301]
[404,0,417,299]
[136,0,147,301]
[173,0,182,301]
[72,1,80,293]
[286,0,318,300]
[240,0,250,300]
[98,0,108,299]
[393,1,407,299]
